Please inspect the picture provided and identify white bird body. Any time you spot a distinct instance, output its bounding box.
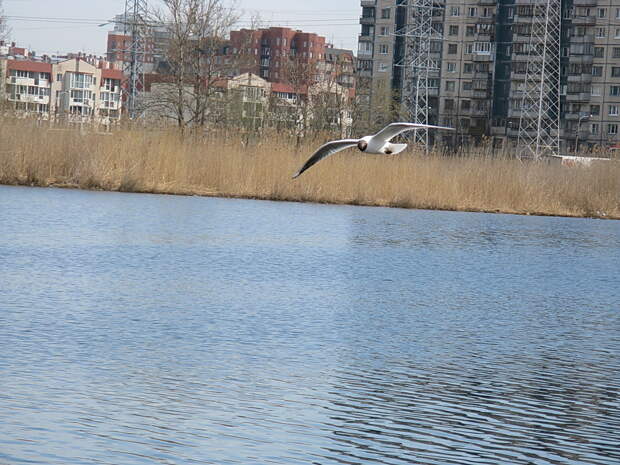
[292,122,454,179]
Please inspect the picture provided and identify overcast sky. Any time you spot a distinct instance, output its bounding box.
[3,0,361,56]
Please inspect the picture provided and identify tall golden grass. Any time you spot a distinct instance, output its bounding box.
[1,118,619,219]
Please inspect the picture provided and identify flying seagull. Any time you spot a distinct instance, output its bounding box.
[292,122,454,179]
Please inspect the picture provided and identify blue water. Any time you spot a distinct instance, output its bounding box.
[1,185,619,465]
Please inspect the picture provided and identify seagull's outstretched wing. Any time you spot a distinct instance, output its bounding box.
[292,139,360,179]
[373,122,455,142]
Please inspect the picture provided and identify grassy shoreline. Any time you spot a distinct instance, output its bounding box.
[1,120,619,220]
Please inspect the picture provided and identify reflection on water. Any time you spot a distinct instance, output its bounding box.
[0,185,619,465]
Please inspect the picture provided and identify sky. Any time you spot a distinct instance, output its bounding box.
[3,0,361,56]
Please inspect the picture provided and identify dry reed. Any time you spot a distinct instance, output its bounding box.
[1,118,619,219]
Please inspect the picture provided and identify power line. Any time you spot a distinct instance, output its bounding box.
[5,15,360,26]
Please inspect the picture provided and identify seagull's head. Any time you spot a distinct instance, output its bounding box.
[357,140,368,152]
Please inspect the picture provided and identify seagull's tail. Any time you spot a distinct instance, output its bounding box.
[388,143,408,155]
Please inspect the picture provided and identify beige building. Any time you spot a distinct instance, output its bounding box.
[3,58,123,123]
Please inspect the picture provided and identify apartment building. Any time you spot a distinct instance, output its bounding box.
[359,0,620,151]
[2,57,123,122]
[228,27,327,84]
[321,47,356,92]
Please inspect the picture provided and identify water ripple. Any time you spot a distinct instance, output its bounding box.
[0,186,619,464]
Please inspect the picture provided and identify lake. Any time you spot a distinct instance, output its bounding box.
[1,185,619,465]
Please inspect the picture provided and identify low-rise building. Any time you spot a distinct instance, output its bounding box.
[2,57,123,123]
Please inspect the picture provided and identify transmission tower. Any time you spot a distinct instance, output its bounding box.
[123,0,149,119]
[517,0,561,159]
[395,0,443,152]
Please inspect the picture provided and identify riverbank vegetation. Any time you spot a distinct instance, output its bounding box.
[1,118,618,219]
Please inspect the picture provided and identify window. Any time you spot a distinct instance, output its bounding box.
[612,67,620,78]
[69,73,93,89]
[381,8,390,19]
[598,8,606,18]
[608,123,618,135]
[461,100,471,111]
[450,6,459,16]
[616,28,620,38]
[379,44,389,54]
[596,27,606,38]
[468,7,477,16]
[592,86,602,96]
[466,26,475,37]
[448,43,458,54]
[378,62,388,72]
[464,63,473,73]
[358,41,373,55]
[611,86,620,96]
[591,105,600,116]
[56,73,62,81]
[593,66,603,76]
[445,99,454,110]
[463,81,472,90]
[466,43,474,54]
[610,105,619,116]
[380,26,389,36]
[447,62,456,72]
[591,123,599,135]
[449,25,459,36]
[445,81,455,92]
[594,47,604,58]
[616,8,620,19]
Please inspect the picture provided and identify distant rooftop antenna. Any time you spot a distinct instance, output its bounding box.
[123,0,149,119]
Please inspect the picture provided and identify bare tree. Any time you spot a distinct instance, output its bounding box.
[150,0,239,130]
[0,0,9,41]
[279,55,317,144]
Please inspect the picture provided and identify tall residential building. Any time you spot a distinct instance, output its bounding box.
[359,0,620,152]
[228,27,327,84]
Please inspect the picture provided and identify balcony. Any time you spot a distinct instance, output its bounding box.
[567,74,592,83]
[9,76,35,86]
[478,15,496,24]
[358,33,373,42]
[572,15,597,26]
[472,53,493,62]
[570,54,594,65]
[564,112,593,120]
[566,92,592,102]
[573,0,597,6]
[361,0,375,5]
[359,16,375,25]
[570,34,595,44]
[473,72,492,80]
[470,108,489,117]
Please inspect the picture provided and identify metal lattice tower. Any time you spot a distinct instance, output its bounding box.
[517,0,561,159]
[123,0,149,119]
[395,0,443,152]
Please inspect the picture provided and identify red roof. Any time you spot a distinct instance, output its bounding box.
[271,82,307,95]
[101,68,123,81]
[7,60,52,74]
